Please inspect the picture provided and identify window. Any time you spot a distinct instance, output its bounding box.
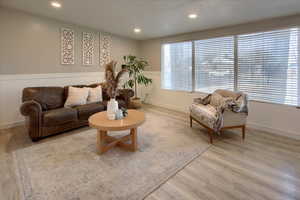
[238,28,299,106]
[195,36,234,93]
[161,27,300,106]
[161,41,192,91]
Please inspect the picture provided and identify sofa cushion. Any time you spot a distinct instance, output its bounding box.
[43,108,78,127]
[75,103,105,120]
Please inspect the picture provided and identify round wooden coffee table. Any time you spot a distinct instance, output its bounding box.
[88,109,145,154]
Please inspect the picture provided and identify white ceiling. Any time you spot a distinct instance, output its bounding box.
[1,0,300,40]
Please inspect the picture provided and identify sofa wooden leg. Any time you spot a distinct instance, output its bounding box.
[242,125,246,140]
[31,138,40,142]
[190,116,193,127]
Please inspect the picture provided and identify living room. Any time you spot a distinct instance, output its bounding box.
[1,0,300,199]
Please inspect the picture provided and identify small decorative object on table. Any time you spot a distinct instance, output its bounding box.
[105,61,127,120]
[115,108,128,120]
[121,107,128,117]
[115,109,123,120]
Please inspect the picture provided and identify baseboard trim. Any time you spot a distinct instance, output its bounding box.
[147,102,189,114]
[246,122,300,140]
[0,120,25,130]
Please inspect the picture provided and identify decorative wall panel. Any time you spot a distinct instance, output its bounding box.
[82,32,94,65]
[61,28,75,65]
[100,33,112,66]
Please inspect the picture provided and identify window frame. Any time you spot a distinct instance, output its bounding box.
[160,27,300,108]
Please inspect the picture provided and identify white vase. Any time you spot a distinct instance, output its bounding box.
[107,98,119,120]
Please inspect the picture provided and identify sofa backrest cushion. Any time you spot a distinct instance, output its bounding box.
[22,87,65,110]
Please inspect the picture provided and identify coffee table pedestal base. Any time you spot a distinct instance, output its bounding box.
[97,128,137,154]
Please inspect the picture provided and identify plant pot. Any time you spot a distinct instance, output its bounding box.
[130,98,142,109]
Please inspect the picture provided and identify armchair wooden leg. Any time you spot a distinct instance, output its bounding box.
[242,125,246,140]
[190,116,193,127]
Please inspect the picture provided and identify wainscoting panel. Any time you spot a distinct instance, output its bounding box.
[0,72,104,129]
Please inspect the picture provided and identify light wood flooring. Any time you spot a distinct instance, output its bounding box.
[1,106,300,200]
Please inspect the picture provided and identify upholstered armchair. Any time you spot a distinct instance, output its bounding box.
[190,89,248,143]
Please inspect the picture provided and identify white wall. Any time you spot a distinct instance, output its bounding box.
[0,72,104,129]
[141,72,300,140]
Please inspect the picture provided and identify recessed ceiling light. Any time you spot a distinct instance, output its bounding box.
[134,28,141,33]
[188,14,198,19]
[51,1,62,8]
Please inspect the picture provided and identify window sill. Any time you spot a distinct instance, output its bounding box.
[249,100,300,109]
[161,88,300,109]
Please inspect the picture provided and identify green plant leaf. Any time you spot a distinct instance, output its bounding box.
[122,55,152,89]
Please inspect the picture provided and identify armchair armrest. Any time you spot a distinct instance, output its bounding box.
[20,100,42,140]
[193,94,211,105]
[232,93,248,114]
[116,89,134,108]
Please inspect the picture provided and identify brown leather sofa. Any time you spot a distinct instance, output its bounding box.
[20,83,134,141]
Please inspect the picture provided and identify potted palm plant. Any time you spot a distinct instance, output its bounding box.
[122,55,152,108]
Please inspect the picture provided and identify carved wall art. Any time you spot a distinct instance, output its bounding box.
[61,28,75,65]
[100,33,112,66]
[82,32,94,65]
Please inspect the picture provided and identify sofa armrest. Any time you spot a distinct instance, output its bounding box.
[20,100,42,141]
[116,89,134,108]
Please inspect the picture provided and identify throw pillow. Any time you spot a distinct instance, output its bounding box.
[87,85,103,104]
[64,86,89,107]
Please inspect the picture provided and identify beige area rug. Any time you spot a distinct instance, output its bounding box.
[13,109,210,200]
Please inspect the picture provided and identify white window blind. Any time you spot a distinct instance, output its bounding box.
[195,36,235,93]
[161,41,192,91]
[238,28,299,106]
[160,27,300,107]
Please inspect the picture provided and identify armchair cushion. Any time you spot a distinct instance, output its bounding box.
[190,104,219,130]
